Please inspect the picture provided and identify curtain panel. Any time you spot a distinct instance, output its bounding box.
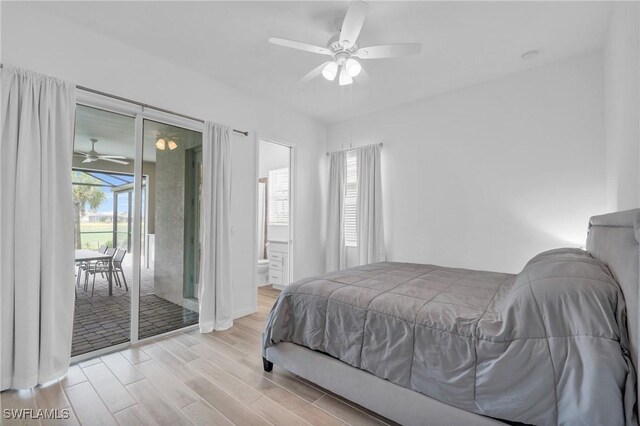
[198,122,233,332]
[356,144,385,265]
[326,151,347,272]
[0,65,76,390]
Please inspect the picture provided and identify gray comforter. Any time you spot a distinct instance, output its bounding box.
[263,249,636,425]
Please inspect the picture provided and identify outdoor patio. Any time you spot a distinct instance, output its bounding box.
[72,259,199,356]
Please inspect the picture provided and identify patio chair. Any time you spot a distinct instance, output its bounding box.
[96,246,112,278]
[88,248,126,296]
[84,247,117,294]
[112,249,128,292]
[77,246,113,288]
[103,247,116,260]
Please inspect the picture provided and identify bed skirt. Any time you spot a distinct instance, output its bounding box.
[265,342,505,426]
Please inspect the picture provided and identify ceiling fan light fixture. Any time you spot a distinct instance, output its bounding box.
[156,138,166,150]
[268,0,421,85]
[168,140,178,150]
[322,62,338,81]
[339,66,353,86]
[345,58,361,77]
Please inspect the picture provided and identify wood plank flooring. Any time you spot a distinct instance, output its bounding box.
[1,286,395,426]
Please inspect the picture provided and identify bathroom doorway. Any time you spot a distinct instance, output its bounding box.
[257,139,293,290]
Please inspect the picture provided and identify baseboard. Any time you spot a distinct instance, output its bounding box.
[233,306,257,319]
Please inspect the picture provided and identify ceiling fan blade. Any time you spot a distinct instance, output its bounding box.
[354,43,421,59]
[82,158,93,163]
[297,61,333,84]
[101,158,130,165]
[340,0,368,49]
[73,152,88,157]
[268,37,332,55]
[98,155,128,160]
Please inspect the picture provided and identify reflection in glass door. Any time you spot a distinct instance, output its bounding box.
[138,119,201,340]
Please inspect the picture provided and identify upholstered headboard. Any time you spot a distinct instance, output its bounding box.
[586,208,640,416]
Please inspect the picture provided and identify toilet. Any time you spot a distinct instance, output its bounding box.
[257,259,269,286]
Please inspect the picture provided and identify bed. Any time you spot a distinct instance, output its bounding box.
[262,209,640,425]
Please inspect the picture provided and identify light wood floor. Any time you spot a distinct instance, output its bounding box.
[1,286,395,426]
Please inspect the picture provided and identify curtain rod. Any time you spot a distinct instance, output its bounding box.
[0,63,249,136]
[326,142,383,156]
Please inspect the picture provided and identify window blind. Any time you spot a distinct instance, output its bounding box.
[268,167,289,225]
[345,151,357,247]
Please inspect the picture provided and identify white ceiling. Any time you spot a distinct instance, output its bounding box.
[40,1,612,123]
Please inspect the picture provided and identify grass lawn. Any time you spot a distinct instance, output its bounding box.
[80,222,113,233]
[78,221,129,250]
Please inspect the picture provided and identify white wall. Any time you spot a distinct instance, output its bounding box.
[604,3,640,211]
[1,3,327,317]
[329,53,606,273]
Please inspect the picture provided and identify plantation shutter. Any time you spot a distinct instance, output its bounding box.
[344,151,357,247]
[268,168,289,225]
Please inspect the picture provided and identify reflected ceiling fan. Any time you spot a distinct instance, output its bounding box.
[268,0,421,85]
[74,139,130,165]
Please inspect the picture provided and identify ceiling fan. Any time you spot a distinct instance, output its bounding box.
[268,0,421,85]
[74,139,129,165]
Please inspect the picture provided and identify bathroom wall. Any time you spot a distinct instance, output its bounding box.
[258,140,291,245]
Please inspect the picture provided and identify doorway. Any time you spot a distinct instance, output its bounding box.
[257,139,294,290]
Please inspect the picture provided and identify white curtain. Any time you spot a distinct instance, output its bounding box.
[0,66,76,390]
[198,122,233,332]
[326,151,346,272]
[257,182,266,259]
[356,144,385,264]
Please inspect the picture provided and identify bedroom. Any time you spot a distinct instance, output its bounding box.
[0,1,639,425]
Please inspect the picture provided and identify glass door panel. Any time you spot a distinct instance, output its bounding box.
[139,119,201,340]
[71,104,136,357]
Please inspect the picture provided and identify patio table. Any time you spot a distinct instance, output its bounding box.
[75,249,114,295]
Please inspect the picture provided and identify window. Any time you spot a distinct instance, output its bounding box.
[268,167,289,225]
[345,151,357,247]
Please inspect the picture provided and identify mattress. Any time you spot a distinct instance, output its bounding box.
[262,249,636,425]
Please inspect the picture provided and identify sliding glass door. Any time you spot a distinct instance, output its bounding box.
[71,95,203,360]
